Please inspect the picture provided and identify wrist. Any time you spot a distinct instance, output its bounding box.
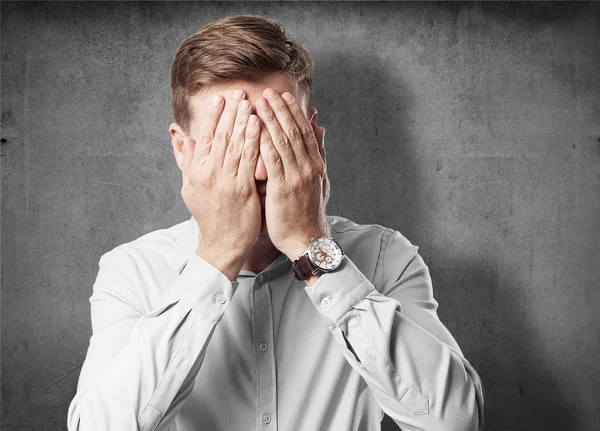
[284,230,328,261]
[304,273,322,286]
[196,245,245,281]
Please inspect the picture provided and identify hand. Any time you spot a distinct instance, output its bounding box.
[256,88,330,260]
[180,90,262,279]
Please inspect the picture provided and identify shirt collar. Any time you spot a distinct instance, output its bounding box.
[239,251,291,281]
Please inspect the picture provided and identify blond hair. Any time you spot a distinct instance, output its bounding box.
[171,15,313,133]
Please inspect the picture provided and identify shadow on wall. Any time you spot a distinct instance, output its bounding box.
[311,50,428,241]
[312,51,578,430]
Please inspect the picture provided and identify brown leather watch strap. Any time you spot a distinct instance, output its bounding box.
[292,254,320,281]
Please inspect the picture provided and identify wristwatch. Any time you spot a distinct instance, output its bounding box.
[292,237,345,281]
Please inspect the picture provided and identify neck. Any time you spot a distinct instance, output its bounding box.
[241,234,282,273]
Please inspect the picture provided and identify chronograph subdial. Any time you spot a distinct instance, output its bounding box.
[307,237,345,272]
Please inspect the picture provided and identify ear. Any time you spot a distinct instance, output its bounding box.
[169,122,188,171]
[309,108,326,162]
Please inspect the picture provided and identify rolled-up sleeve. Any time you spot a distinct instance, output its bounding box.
[67,249,237,431]
[304,229,484,431]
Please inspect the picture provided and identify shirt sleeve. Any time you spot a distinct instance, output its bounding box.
[67,248,238,431]
[304,229,484,431]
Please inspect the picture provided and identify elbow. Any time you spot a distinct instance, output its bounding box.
[436,349,485,431]
[67,389,135,431]
[433,376,484,431]
[67,394,84,431]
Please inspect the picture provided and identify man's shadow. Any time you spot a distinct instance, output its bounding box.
[312,52,426,241]
[312,52,577,431]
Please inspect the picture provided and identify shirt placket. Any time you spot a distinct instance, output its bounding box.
[252,273,278,430]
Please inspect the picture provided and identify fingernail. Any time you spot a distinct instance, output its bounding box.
[257,98,268,109]
[232,89,244,100]
[281,93,294,104]
[249,115,258,125]
[239,100,250,112]
[212,95,223,106]
[264,88,277,99]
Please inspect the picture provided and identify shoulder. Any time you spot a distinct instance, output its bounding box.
[98,218,191,278]
[92,219,194,310]
[326,215,421,288]
[326,214,416,254]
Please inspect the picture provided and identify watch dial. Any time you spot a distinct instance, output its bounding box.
[308,238,344,271]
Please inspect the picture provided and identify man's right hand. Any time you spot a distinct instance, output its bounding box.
[179,89,262,280]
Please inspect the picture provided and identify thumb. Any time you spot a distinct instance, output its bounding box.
[312,124,326,161]
[181,136,196,174]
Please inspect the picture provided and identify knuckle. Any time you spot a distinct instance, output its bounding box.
[226,140,241,156]
[263,109,276,122]
[214,128,231,143]
[236,180,252,196]
[313,159,325,174]
[301,163,315,178]
[274,133,291,150]
[288,173,303,189]
[246,127,260,140]
[287,126,302,141]
[199,169,217,187]
[266,148,281,164]
[273,99,287,112]
[242,146,258,160]
[197,131,214,145]
[299,122,313,138]
[260,129,272,143]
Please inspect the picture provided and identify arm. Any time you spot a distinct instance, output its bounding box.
[253,87,483,430]
[69,88,264,430]
[304,229,484,431]
[67,249,237,430]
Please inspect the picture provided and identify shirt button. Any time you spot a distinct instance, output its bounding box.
[258,342,268,352]
[256,274,264,284]
[216,295,226,304]
[262,414,271,424]
[320,297,331,307]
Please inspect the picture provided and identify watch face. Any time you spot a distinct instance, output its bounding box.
[308,237,344,272]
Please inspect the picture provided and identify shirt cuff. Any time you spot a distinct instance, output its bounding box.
[170,253,239,322]
[304,256,374,325]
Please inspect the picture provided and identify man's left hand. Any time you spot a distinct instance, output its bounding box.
[256,88,329,261]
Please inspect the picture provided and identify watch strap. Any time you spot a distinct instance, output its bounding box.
[292,254,320,281]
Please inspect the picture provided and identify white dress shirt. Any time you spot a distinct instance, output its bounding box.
[68,215,484,431]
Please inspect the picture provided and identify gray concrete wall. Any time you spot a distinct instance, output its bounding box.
[2,2,599,430]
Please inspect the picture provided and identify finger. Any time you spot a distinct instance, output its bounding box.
[281,92,322,165]
[313,124,326,164]
[256,94,296,170]
[208,89,245,167]
[261,88,310,164]
[259,120,285,180]
[238,114,260,177]
[181,136,196,175]
[193,94,225,164]
[223,98,252,173]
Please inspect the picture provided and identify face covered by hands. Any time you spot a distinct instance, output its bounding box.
[170,75,330,277]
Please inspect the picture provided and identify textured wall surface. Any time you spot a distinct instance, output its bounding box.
[2,2,599,430]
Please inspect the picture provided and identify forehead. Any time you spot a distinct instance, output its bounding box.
[188,74,307,120]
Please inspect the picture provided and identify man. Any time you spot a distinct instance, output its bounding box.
[68,15,484,431]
